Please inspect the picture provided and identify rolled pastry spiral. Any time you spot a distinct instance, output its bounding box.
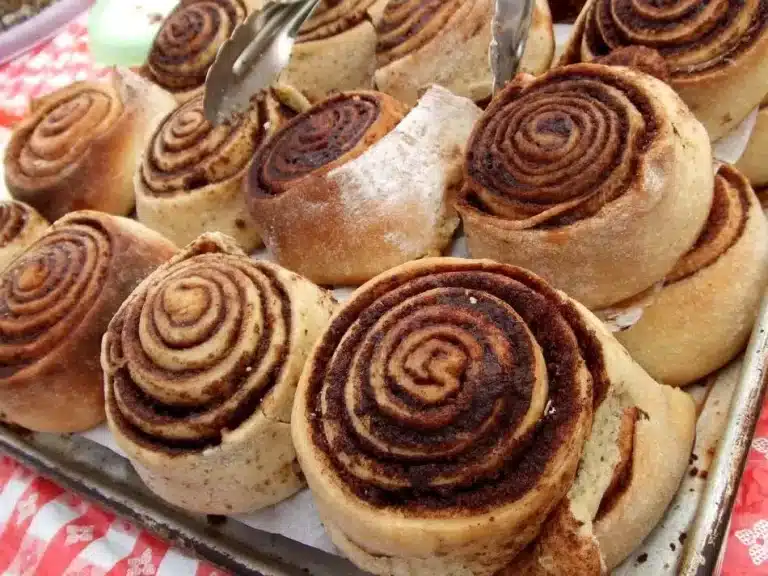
[248,91,406,198]
[280,0,389,102]
[559,0,768,140]
[457,63,714,310]
[248,86,477,285]
[0,201,48,272]
[0,211,175,433]
[136,86,309,251]
[141,0,248,102]
[617,165,768,386]
[103,233,337,514]
[374,0,554,105]
[292,258,695,575]
[3,72,176,222]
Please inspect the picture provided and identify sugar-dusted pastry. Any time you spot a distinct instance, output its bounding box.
[0,211,175,433]
[0,201,48,272]
[140,0,254,102]
[617,165,768,387]
[135,85,310,251]
[292,258,695,576]
[247,86,480,285]
[374,0,554,106]
[3,70,176,221]
[457,63,713,310]
[279,0,390,102]
[102,233,337,514]
[559,0,768,141]
[736,95,768,189]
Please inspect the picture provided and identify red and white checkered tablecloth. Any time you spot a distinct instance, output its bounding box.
[1,9,768,576]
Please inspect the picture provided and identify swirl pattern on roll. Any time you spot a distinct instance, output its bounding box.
[574,0,768,76]
[248,91,405,198]
[0,217,113,375]
[297,0,379,43]
[140,93,264,197]
[460,65,658,226]
[666,166,749,284]
[301,259,605,511]
[0,202,34,248]
[143,0,247,95]
[6,84,122,187]
[375,0,461,64]
[104,250,291,451]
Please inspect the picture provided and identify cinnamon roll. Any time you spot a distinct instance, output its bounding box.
[559,0,768,141]
[279,0,389,102]
[374,0,555,106]
[140,0,251,102]
[736,95,768,188]
[292,258,695,575]
[0,211,175,433]
[102,233,337,514]
[135,85,310,251]
[0,201,48,272]
[3,70,176,222]
[457,63,714,310]
[247,86,479,285]
[616,165,768,387]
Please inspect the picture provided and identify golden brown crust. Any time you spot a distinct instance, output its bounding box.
[559,0,768,140]
[373,0,554,106]
[595,46,670,83]
[0,201,49,273]
[102,232,337,514]
[617,165,768,386]
[247,86,478,285]
[140,0,249,103]
[457,63,714,309]
[135,87,309,251]
[0,211,176,433]
[3,71,176,222]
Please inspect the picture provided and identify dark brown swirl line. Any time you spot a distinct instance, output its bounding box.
[375,0,462,65]
[143,0,247,96]
[460,65,658,227]
[0,217,112,375]
[575,0,768,76]
[104,252,291,453]
[247,91,406,198]
[666,164,750,284]
[0,202,33,248]
[140,93,264,196]
[297,0,380,43]
[304,259,605,512]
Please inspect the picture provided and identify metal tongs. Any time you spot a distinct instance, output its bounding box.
[203,0,534,125]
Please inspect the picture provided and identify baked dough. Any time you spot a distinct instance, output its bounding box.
[0,200,48,272]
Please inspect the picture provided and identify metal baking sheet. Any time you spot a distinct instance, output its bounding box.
[1,291,766,575]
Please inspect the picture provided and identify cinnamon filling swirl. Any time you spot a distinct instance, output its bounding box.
[297,0,379,43]
[0,218,112,378]
[144,0,247,93]
[304,261,607,513]
[580,0,768,77]
[666,166,750,284]
[140,94,265,196]
[104,251,292,454]
[461,65,659,227]
[248,92,400,198]
[0,203,30,248]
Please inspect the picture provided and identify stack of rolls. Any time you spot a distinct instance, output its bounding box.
[559,0,768,140]
[135,84,310,251]
[458,62,768,387]
[3,70,176,221]
[292,257,696,575]
[102,233,337,514]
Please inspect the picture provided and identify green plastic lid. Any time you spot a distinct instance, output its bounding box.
[88,0,180,66]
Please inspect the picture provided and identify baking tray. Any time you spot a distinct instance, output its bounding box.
[0,290,766,576]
